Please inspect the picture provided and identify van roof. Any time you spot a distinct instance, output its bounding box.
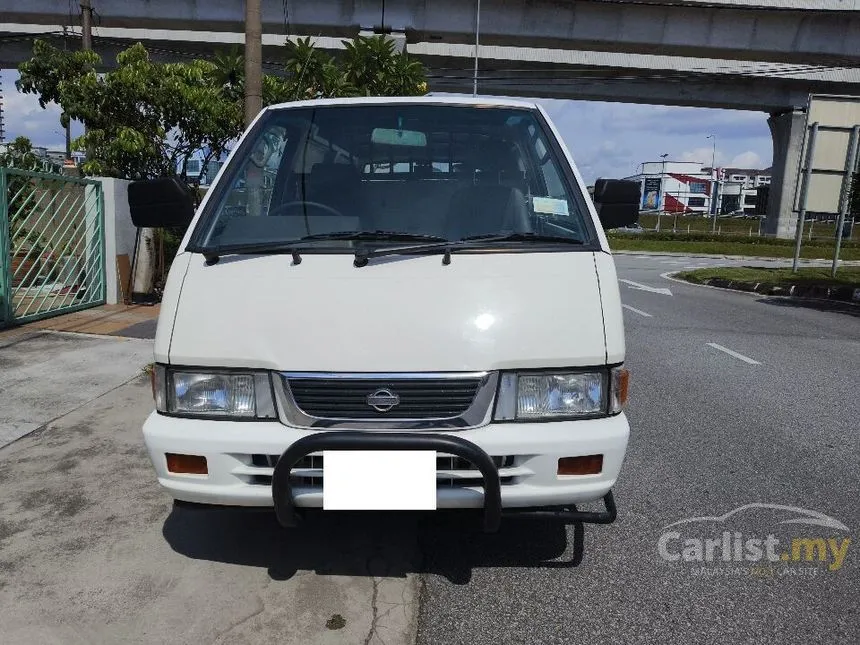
[264,95,541,112]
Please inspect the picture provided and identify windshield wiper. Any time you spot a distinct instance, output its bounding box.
[192,231,448,265]
[460,232,585,245]
[190,241,304,265]
[302,230,449,243]
[352,231,584,267]
[194,230,582,266]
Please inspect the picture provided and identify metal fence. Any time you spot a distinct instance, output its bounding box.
[637,212,856,240]
[0,168,105,327]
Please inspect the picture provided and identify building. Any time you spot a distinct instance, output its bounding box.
[0,142,82,171]
[704,166,772,216]
[624,161,715,215]
[625,160,773,217]
[178,150,227,187]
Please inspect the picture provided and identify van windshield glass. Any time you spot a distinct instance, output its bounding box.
[194,105,593,250]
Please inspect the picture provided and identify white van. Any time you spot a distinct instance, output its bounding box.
[129,96,639,532]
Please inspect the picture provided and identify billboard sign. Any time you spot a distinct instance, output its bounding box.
[642,178,662,210]
[797,95,860,216]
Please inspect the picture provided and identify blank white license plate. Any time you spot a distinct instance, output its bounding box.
[322,450,437,510]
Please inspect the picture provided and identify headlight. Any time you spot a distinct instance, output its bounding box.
[494,367,628,421]
[152,365,276,419]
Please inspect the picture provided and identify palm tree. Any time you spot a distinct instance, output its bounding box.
[211,46,245,102]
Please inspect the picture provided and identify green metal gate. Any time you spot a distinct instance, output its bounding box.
[0,168,105,327]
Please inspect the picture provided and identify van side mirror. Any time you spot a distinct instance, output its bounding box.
[592,179,641,230]
[128,177,196,228]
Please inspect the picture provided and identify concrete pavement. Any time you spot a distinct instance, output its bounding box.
[1,252,857,645]
[0,330,153,447]
[0,375,418,645]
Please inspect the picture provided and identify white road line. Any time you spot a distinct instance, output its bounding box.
[622,304,653,318]
[618,279,673,296]
[706,342,761,365]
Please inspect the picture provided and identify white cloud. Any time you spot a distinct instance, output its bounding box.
[728,151,764,168]
[541,99,773,183]
[1,70,83,150]
[680,147,724,166]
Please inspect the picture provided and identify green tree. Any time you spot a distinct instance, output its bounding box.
[17,36,427,181]
[0,136,61,255]
[16,40,98,149]
[18,41,244,180]
[281,35,426,100]
[211,46,245,102]
[341,36,426,97]
[0,136,41,171]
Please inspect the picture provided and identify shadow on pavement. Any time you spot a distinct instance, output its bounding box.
[162,505,585,584]
[756,296,860,318]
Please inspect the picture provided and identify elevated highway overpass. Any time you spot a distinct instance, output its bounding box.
[7,0,860,66]
[2,1,859,236]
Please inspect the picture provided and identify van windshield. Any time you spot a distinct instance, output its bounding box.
[193,104,594,251]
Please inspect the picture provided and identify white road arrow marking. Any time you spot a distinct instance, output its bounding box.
[622,304,653,318]
[618,279,673,296]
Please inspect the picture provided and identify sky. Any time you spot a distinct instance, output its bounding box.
[1,69,773,184]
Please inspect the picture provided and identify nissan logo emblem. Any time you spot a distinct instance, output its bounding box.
[366,388,401,412]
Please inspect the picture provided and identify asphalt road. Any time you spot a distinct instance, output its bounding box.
[417,253,860,645]
[1,252,858,644]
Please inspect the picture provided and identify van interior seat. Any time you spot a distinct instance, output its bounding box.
[362,178,462,237]
[472,139,529,196]
[267,162,367,237]
[445,185,532,240]
[304,162,367,218]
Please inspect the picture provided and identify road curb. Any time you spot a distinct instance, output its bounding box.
[612,249,860,265]
[664,271,860,304]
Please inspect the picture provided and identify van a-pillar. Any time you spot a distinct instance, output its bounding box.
[765,108,807,239]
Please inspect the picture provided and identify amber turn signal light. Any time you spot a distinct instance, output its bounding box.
[611,367,630,413]
[558,454,603,476]
[166,453,208,475]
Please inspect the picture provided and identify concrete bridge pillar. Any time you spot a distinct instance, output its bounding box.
[764,108,807,238]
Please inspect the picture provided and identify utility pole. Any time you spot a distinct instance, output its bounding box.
[707,134,718,232]
[80,1,93,163]
[473,0,481,97]
[62,26,71,159]
[80,0,93,51]
[244,0,263,128]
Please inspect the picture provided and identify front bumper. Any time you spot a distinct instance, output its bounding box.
[142,411,629,525]
[273,431,617,532]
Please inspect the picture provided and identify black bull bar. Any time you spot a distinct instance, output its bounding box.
[271,432,616,533]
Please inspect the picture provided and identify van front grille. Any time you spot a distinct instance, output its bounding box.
[247,453,516,488]
[284,375,484,420]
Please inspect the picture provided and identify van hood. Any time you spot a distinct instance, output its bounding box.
[167,251,607,372]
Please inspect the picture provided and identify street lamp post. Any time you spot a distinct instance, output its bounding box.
[707,134,718,232]
[658,153,669,232]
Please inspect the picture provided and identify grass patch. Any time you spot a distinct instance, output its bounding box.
[608,236,860,261]
[676,266,860,288]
